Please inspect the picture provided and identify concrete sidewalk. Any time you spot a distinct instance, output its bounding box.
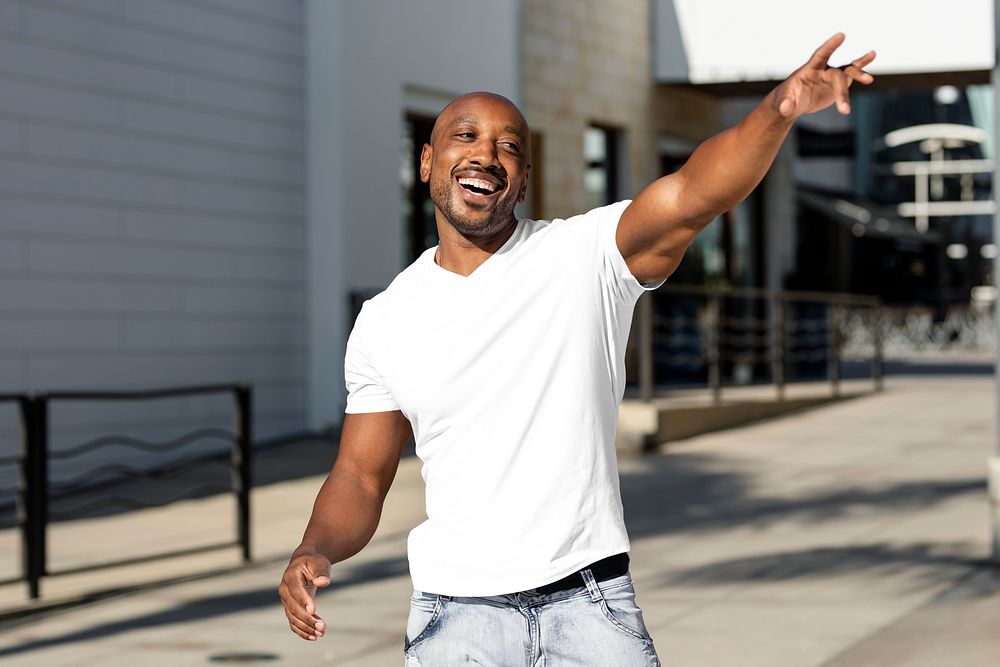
[0,369,997,666]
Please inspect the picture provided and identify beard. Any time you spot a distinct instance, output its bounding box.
[430,177,517,238]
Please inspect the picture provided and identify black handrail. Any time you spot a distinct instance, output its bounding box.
[633,286,884,402]
[0,384,253,599]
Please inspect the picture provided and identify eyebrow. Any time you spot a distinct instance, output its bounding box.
[450,117,524,137]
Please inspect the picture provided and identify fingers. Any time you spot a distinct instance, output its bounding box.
[281,588,327,640]
[287,611,325,641]
[832,72,851,115]
[852,50,877,70]
[840,50,877,87]
[279,554,333,641]
[808,32,846,68]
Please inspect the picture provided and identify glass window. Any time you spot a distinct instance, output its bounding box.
[401,114,438,264]
[584,125,621,210]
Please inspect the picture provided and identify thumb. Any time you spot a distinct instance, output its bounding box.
[309,558,331,588]
[778,96,796,118]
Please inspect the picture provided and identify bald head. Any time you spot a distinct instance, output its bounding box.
[419,91,531,238]
[430,92,530,163]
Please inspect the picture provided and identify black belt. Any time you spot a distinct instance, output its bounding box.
[528,553,630,596]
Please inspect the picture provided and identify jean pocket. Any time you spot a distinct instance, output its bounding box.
[405,592,443,650]
[598,579,653,643]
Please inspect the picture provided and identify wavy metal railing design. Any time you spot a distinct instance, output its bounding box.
[1,384,252,599]
[48,427,236,461]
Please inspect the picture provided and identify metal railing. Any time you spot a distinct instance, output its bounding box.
[0,384,252,599]
[632,285,884,402]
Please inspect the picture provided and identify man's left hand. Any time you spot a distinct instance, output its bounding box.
[774,33,876,118]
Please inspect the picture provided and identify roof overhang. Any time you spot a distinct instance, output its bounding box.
[654,0,993,93]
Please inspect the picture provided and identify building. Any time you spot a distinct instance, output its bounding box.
[0,1,993,489]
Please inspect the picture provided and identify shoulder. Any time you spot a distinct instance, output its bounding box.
[558,200,632,229]
[540,200,633,253]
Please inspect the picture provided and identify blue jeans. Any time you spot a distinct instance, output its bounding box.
[404,570,661,666]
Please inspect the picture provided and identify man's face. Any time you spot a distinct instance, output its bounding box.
[420,93,530,238]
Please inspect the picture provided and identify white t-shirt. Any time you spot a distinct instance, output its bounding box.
[344,200,657,596]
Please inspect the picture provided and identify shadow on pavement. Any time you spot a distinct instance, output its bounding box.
[620,452,984,540]
[0,554,409,660]
[5,446,987,659]
[652,542,976,591]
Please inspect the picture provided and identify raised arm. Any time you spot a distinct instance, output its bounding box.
[279,410,412,641]
[618,33,876,285]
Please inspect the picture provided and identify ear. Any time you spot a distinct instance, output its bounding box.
[419,144,432,183]
[517,164,530,203]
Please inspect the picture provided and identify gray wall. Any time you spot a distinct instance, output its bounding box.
[305,0,522,430]
[0,0,308,482]
[0,0,525,488]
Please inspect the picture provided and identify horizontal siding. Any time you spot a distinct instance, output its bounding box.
[23,350,304,391]
[0,29,304,121]
[24,119,303,186]
[0,360,24,391]
[0,0,309,480]
[175,0,304,28]
[20,2,303,90]
[0,313,306,353]
[0,279,184,314]
[0,237,24,270]
[22,240,303,284]
[0,158,303,219]
[0,116,19,151]
[121,0,303,59]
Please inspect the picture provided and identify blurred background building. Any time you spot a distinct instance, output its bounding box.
[0,0,994,487]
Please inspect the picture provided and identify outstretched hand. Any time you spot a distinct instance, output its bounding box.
[279,551,332,641]
[775,33,875,118]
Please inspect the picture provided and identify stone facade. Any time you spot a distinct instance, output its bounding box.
[522,0,721,219]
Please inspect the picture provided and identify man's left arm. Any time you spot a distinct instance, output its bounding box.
[618,33,876,286]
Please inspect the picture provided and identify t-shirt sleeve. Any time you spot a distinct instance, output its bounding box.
[592,199,666,301]
[344,303,400,414]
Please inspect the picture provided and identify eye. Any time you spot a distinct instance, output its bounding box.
[501,141,520,153]
[456,132,475,140]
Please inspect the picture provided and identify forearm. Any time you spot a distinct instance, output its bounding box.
[293,468,385,564]
[678,89,793,219]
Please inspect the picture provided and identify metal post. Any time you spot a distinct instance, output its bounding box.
[772,297,786,401]
[872,307,885,392]
[991,0,1000,562]
[708,293,722,406]
[23,396,49,597]
[18,397,41,599]
[638,293,654,403]
[233,385,253,562]
[828,304,842,398]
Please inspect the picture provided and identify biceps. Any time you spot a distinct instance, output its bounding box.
[617,175,706,281]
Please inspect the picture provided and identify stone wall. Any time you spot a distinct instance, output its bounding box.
[522,0,721,219]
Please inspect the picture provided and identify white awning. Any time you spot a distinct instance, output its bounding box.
[654,0,994,84]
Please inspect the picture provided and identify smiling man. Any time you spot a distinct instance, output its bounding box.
[280,34,875,666]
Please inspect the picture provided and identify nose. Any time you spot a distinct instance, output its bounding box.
[466,139,501,169]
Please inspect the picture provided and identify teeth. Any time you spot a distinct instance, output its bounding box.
[458,178,497,193]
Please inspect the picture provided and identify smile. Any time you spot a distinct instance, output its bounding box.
[457,177,499,195]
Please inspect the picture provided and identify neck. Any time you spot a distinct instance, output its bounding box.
[434,216,518,277]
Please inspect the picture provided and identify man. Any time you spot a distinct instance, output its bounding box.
[280,34,875,665]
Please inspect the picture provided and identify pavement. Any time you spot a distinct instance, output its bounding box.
[0,357,998,666]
